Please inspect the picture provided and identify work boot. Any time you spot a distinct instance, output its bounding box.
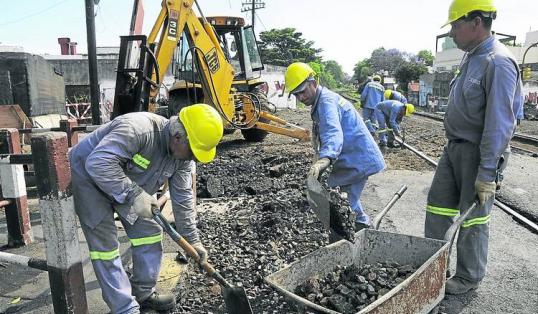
[378,141,387,153]
[445,277,480,295]
[387,141,400,148]
[139,292,176,311]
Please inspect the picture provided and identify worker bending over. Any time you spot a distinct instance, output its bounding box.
[286,62,385,230]
[69,104,223,313]
[425,0,522,295]
[360,75,385,137]
[384,89,407,104]
[375,100,414,149]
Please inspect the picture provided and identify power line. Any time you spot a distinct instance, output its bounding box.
[241,0,265,30]
[0,0,73,26]
[254,12,267,32]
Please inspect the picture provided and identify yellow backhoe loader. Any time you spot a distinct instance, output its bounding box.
[112,0,310,142]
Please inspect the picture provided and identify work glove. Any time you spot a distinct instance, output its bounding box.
[191,242,208,266]
[308,157,331,180]
[475,179,496,206]
[132,190,159,218]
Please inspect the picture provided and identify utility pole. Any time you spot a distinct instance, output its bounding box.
[241,0,265,30]
[84,0,101,124]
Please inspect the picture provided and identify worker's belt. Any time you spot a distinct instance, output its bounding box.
[449,138,469,144]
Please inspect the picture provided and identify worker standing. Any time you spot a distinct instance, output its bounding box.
[384,89,408,104]
[360,75,385,137]
[425,0,522,295]
[375,100,414,149]
[69,104,223,313]
[286,62,385,230]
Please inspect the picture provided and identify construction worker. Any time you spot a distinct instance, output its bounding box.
[375,100,414,149]
[69,104,224,313]
[360,75,385,136]
[285,62,385,230]
[384,89,408,104]
[425,0,522,295]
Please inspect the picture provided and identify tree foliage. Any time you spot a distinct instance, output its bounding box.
[323,60,346,84]
[395,62,428,92]
[309,62,337,89]
[353,59,372,84]
[417,50,434,66]
[258,28,323,66]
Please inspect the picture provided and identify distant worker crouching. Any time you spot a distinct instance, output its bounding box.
[384,89,408,104]
[375,100,414,149]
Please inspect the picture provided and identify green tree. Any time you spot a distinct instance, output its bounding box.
[417,50,434,66]
[369,48,406,74]
[323,60,346,85]
[308,61,338,89]
[394,62,428,92]
[353,59,372,83]
[258,28,323,66]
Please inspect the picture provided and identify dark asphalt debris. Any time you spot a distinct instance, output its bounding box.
[295,262,416,313]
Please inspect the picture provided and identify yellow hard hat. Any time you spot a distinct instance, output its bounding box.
[384,90,392,100]
[372,75,381,82]
[285,62,316,94]
[405,103,415,116]
[442,0,497,27]
[179,104,223,163]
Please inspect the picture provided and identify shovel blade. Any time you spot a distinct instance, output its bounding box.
[223,286,253,314]
[306,176,331,229]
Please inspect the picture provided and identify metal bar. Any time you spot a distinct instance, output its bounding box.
[0,251,48,271]
[372,185,408,230]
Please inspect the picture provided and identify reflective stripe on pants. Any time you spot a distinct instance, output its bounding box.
[425,142,493,282]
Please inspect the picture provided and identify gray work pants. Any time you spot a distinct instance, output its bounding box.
[425,141,494,283]
[72,171,162,314]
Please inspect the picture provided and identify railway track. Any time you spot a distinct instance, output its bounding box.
[395,136,538,234]
[413,111,538,155]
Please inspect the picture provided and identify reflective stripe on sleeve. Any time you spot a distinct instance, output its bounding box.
[133,153,151,170]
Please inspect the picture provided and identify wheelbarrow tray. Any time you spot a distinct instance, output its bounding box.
[265,229,449,314]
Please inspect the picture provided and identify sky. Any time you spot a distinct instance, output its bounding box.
[1,0,537,75]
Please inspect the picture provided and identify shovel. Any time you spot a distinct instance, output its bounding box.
[154,195,253,314]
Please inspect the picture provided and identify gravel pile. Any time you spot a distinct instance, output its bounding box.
[295,262,416,313]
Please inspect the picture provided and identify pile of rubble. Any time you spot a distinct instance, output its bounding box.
[295,262,416,313]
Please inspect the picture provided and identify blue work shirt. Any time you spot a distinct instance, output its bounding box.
[311,87,385,187]
[360,81,385,109]
[389,90,407,104]
[375,100,405,136]
[444,36,522,182]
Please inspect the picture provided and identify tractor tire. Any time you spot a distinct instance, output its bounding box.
[168,91,191,117]
[241,117,269,142]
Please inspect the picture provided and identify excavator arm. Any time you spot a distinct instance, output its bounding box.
[112,0,310,142]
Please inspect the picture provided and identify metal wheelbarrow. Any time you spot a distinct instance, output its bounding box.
[265,190,479,314]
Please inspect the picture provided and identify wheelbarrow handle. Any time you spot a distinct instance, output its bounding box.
[443,200,480,257]
[372,185,408,230]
